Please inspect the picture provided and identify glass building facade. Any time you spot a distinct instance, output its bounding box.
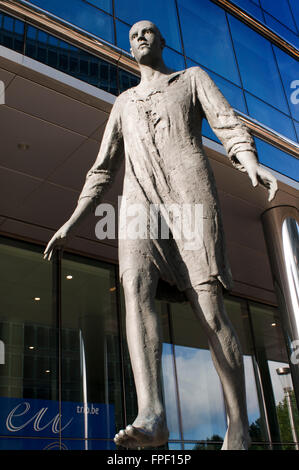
[0,235,297,450]
[0,0,298,451]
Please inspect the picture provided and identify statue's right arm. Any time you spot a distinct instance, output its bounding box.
[44,95,124,260]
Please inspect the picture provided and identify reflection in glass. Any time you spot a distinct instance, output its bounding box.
[263,14,299,51]
[170,301,226,442]
[274,46,299,122]
[282,218,299,336]
[114,0,182,52]
[61,254,122,446]
[224,296,268,443]
[260,0,297,33]
[162,342,181,440]
[0,238,55,401]
[229,0,264,21]
[177,0,240,85]
[245,92,297,142]
[288,0,299,32]
[187,59,247,113]
[228,15,289,114]
[25,0,114,43]
[254,137,299,182]
[249,301,295,444]
[174,345,227,441]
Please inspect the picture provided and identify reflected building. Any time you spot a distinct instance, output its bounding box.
[0,0,298,451]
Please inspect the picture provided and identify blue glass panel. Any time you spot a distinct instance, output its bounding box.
[116,19,185,71]
[3,15,13,32]
[37,30,48,44]
[114,0,182,52]
[26,0,114,43]
[163,47,185,71]
[177,0,241,85]
[260,0,297,33]
[274,45,299,122]
[202,119,221,144]
[245,92,297,141]
[27,25,37,39]
[289,0,299,32]
[83,0,112,14]
[294,121,299,142]
[48,35,59,47]
[228,15,289,114]
[230,0,264,21]
[254,137,299,181]
[264,13,299,50]
[187,59,247,113]
[115,19,130,52]
[14,19,25,35]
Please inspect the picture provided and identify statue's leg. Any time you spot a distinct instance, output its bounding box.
[185,281,250,450]
[114,265,169,449]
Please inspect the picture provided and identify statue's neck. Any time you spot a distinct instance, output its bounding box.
[138,61,173,85]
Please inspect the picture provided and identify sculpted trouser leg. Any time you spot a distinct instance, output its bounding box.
[114,266,169,448]
[185,281,250,450]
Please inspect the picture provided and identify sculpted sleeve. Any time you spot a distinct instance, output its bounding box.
[193,66,257,172]
[78,95,124,205]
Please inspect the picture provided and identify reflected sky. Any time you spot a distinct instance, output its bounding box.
[162,343,263,442]
[163,344,227,441]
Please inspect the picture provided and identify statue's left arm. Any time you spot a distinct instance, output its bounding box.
[193,67,277,201]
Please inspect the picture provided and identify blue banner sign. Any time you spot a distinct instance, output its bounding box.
[0,397,115,441]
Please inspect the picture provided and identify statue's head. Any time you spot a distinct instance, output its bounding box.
[129,20,165,64]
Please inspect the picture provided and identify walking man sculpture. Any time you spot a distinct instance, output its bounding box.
[44,21,277,450]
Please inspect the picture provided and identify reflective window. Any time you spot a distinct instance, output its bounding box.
[82,0,112,14]
[249,302,299,447]
[26,0,114,44]
[224,296,269,444]
[187,59,247,113]
[115,19,185,71]
[263,14,299,50]
[60,254,121,449]
[254,137,299,182]
[162,342,181,440]
[295,121,299,141]
[273,46,299,123]
[114,0,182,52]
[288,0,299,32]
[170,301,226,444]
[177,0,241,85]
[115,19,130,52]
[260,0,297,33]
[0,13,24,53]
[245,92,297,142]
[228,15,289,114]
[25,26,120,95]
[230,0,264,22]
[163,48,185,72]
[0,238,57,450]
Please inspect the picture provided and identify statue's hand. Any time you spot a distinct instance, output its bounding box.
[247,163,278,202]
[43,221,74,261]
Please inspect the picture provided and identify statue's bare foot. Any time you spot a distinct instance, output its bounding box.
[114,413,169,449]
[221,420,250,450]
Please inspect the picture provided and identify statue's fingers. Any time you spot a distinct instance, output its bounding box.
[268,179,278,202]
[44,237,58,259]
[248,169,258,187]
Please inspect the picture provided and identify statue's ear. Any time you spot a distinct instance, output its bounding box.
[130,47,135,58]
[160,37,166,50]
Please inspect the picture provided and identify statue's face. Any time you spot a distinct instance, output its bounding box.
[129,21,164,64]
